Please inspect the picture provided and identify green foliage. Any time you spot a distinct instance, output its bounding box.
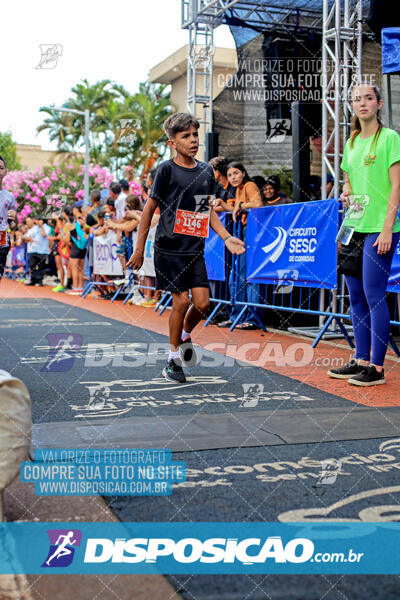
[0,131,21,171]
[37,79,173,175]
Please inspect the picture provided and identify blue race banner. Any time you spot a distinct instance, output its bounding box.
[382,27,400,75]
[246,200,338,289]
[204,212,225,281]
[2,522,400,574]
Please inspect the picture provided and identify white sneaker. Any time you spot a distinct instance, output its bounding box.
[132,293,145,305]
[128,291,144,305]
[113,278,129,286]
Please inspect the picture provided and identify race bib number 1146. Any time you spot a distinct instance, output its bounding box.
[173,209,210,238]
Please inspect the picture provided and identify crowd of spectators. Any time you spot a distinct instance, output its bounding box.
[5,156,322,327]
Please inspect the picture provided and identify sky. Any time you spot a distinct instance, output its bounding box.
[2,0,235,149]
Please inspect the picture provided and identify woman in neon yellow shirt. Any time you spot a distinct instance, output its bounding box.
[328,83,400,386]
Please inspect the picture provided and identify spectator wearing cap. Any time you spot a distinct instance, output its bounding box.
[262,175,291,206]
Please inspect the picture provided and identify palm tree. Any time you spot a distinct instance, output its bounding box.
[129,82,173,176]
[37,79,173,174]
[37,79,118,159]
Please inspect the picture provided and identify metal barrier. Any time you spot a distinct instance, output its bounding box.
[77,206,400,356]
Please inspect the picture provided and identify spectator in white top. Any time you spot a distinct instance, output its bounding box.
[23,216,51,286]
[109,182,126,221]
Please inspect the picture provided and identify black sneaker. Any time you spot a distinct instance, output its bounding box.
[327,359,363,379]
[348,365,385,386]
[162,359,186,383]
[180,337,197,367]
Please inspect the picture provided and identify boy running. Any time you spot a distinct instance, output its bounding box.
[128,113,245,383]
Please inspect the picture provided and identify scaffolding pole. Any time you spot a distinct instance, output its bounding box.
[321,0,362,199]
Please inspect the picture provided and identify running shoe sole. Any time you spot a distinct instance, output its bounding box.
[180,339,197,367]
[347,377,386,386]
[327,371,358,379]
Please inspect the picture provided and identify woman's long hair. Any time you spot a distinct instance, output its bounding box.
[226,162,251,184]
[350,83,383,150]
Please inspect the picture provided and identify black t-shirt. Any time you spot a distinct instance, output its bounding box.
[217,182,236,203]
[151,159,218,255]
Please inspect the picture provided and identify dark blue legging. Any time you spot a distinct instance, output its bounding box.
[345,232,400,366]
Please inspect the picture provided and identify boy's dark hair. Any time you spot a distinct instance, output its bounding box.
[109,182,122,195]
[209,156,229,177]
[86,213,97,227]
[97,210,105,219]
[226,161,251,184]
[90,189,101,203]
[106,199,115,209]
[118,178,130,192]
[163,113,199,139]
[0,155,6,168]
[125,194,141,211]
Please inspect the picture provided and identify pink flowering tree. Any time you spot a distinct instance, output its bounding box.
[3,161,114,220]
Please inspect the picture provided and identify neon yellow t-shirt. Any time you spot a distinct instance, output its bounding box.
[340,127,400,233]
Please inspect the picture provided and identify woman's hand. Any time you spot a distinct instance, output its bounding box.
[340,189,351,209]
[373,229,393,255]
[233,204,241,223]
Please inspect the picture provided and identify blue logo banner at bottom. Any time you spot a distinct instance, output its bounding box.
[1,522,400,574]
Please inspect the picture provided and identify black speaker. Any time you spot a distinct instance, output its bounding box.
[367,0,400,41]
[291,102,311,203]
[262,33,322,132]
[205,132,219,161]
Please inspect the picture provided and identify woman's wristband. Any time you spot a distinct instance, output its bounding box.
[223,235,232,243]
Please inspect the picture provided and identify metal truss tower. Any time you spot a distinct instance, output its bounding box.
[181,1,221,157]
[181,0,323,158]
[321,0,362,198]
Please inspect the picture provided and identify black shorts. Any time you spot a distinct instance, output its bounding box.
[154,251,209,293]
[70,245,87,259]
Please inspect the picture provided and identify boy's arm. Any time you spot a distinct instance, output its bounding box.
[127,197,158,268]
[209,208,245,255]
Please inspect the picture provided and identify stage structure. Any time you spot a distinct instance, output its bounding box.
[322,0,362,199]
[182,0,365,196]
